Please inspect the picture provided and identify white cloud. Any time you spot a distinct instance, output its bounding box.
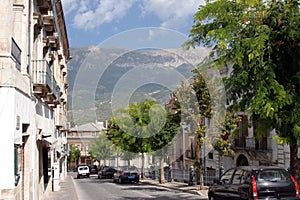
[61,0,79,15]
[141,0,205,29]
[72,0,137,30]
[62,0,205,32]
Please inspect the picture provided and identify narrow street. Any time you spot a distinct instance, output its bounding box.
[72,174,208,200]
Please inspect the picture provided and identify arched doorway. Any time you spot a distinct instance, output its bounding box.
[236,154,249,166]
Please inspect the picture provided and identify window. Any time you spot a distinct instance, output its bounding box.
[257,169,289,182]
[208,151,213,159]
[241,171,251,184]
[232,169,244,184]
[221,168,235,185]
[11,38,21,71]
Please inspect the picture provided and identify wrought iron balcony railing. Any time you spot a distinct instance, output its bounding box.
[32,60,52,97]
[32,60,60,107]
[231,137,272,151]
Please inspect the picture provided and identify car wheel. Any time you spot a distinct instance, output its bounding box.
[87,174,90,178]
[208,195,214,200]
[118,177,122,184]
[77,175,80,179]
[98,175,100,179]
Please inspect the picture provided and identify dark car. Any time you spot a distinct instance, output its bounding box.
[89,165,98,174]
[208,166,299,200]
[98,166,116,179]
[113,166,140,183]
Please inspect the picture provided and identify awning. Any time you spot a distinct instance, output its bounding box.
[43,136,57,144]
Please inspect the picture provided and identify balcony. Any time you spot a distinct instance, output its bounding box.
[43,15,55,36]
[32,60,52,97]
[232,137,272,151]
[47,35,59,50]
[45,78,60,107]
[32,60,60,107]
[37,0,52,15]
[60,91,67,102]
[56,110,67,128]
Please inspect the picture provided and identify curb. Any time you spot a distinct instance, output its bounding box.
[70,175,80,200]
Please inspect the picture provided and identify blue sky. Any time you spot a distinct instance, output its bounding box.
[61,0,206,48]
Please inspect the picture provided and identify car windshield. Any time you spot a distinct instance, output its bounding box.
[103,166,113,171]
[79,166,88,170]
[257,169,289,182]
[120,166,137,171]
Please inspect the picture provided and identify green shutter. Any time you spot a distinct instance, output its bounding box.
[14,146,20,186]
[14,147,17,176]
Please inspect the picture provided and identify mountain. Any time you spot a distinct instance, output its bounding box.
[67,46,210,125]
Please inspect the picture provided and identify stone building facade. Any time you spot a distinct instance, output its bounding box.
[0,0,70,199]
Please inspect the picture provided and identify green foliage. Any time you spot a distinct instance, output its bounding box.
[67,144,80,164]
[185,0,300,170]
[192,69,212,118]
[213,113,240,156]
[89,133,114,162]
[106,99,180,154]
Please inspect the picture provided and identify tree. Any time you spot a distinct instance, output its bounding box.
[174,78,211,189]
[149,110,180,183]
[89,133,114,165]
[67,144,81,169]
[106,99,180,181]
[213,112,240,157]
[119,150,139,166]
[185,0,300,173]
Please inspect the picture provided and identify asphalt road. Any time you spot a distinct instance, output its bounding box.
[72,174,208,200]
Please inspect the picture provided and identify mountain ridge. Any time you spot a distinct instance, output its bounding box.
[67,46,210,125]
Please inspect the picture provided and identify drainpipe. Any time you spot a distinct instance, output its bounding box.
[27,0,32,78]
[27,1,39,200]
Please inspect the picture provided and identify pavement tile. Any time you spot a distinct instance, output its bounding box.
[141,179,208,197]
[44,174,78,200]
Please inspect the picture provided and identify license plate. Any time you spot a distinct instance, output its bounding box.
[82,173,86,175]
[128,175,135,179]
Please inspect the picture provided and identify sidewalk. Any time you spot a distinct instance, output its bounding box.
[44,173,78,200]
[141,179,208,197]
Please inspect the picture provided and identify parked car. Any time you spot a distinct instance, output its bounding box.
[89,165,98,174]
[73,164,85,172]
[208,166,299,200]
[98,166,116,179]
[113,166,140,183]
[48,168,52,177]
[77,165,90,179]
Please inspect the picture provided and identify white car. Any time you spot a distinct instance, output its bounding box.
[48,168,52,177]
[77,165,90,178]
